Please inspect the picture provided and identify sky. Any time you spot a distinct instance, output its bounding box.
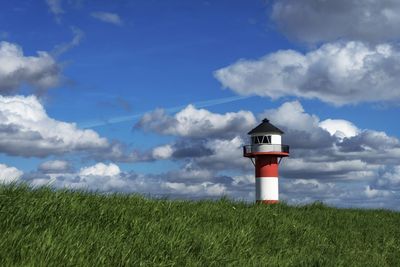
[1,0,400,210]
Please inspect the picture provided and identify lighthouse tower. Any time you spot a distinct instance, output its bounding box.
[243,118,289,204]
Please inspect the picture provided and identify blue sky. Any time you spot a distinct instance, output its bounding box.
[1,0,400,210]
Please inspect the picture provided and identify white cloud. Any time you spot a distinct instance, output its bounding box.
[0,95,109,157]
[262,101,334,149]
[260,101,400,181]
[374,166,400,190]
[0,163,23,184]
[0,42,61,94]
[138,101,400,184]
[271,0,400,44]
[79,163,121,177]
[39,160,70,173]
[152,144,174,160]
[194,136,249,171]
[136,104,256,138]
[231,174,254,186]
[339,130,399,153]
[283,158,378,180]
[282,179,336,196]
[20,152,400,210]
[215,41,400,105]
[91,12,123,26]
[364,185,392,199]
[33,163,127,192]
[25,162,227,198]
[164,164,215,183]
[263,101,320,133]
[32,100,397,209]
[319,119,360,139]
[27,162,125,191]
[280,178,398,210]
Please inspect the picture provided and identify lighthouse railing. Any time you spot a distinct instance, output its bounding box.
[243,144,289,154]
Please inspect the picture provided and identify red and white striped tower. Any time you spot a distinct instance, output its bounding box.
[243,118,289,204]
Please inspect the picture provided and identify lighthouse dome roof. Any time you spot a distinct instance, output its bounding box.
[248,118,284,135]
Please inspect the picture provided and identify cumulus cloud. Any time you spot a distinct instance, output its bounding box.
[0,95,109,157]
[259,101,400,181]
[215,41,400,105]
[338,130,400,154]
[319,119,359,139]
[216,1,400,106]
[0,163,23,184]
[135,105,256,171]
[152,144,174,160]
[91,12,123,26]
[271,0,400,44]
[364,185,392,199]
[261,101,334,149]
[137,101,400,184]
[35,163,128,192]
[277,177,400,210]
[137,100,400,190]
[193,136,250,172]
[39,101,396,209]
[24,162,227,198]
[170,139,213,159]
[79,162,121,177]
[280,179,337,203]
[0,42,61,95]
[19,152,400,210]
[136,104,256,138]
[374,166,400,190]
[39,160,70,173]
[282,158,378,181]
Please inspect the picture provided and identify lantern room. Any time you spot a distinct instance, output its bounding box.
[243,118,289,157]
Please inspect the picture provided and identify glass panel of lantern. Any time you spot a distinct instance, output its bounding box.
[262,136,267,144]
[260,135,271,144]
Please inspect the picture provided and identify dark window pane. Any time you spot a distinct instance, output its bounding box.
[262,136,267,143]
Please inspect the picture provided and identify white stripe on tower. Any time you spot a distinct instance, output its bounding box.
[256,177,279,202]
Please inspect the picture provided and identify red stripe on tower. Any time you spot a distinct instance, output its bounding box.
[255,157,278,177]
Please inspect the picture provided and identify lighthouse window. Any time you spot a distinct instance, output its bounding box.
[252,135,272,144]
[252,136,262,144]
[262,135,272,144]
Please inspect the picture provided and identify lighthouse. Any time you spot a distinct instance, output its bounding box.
[243,118,289,204]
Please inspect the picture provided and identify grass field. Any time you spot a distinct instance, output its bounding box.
[0,184,399,266]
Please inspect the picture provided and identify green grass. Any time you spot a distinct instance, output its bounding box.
[0,184,399,266]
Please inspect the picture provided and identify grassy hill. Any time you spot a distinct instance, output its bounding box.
[0,184,399,266]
